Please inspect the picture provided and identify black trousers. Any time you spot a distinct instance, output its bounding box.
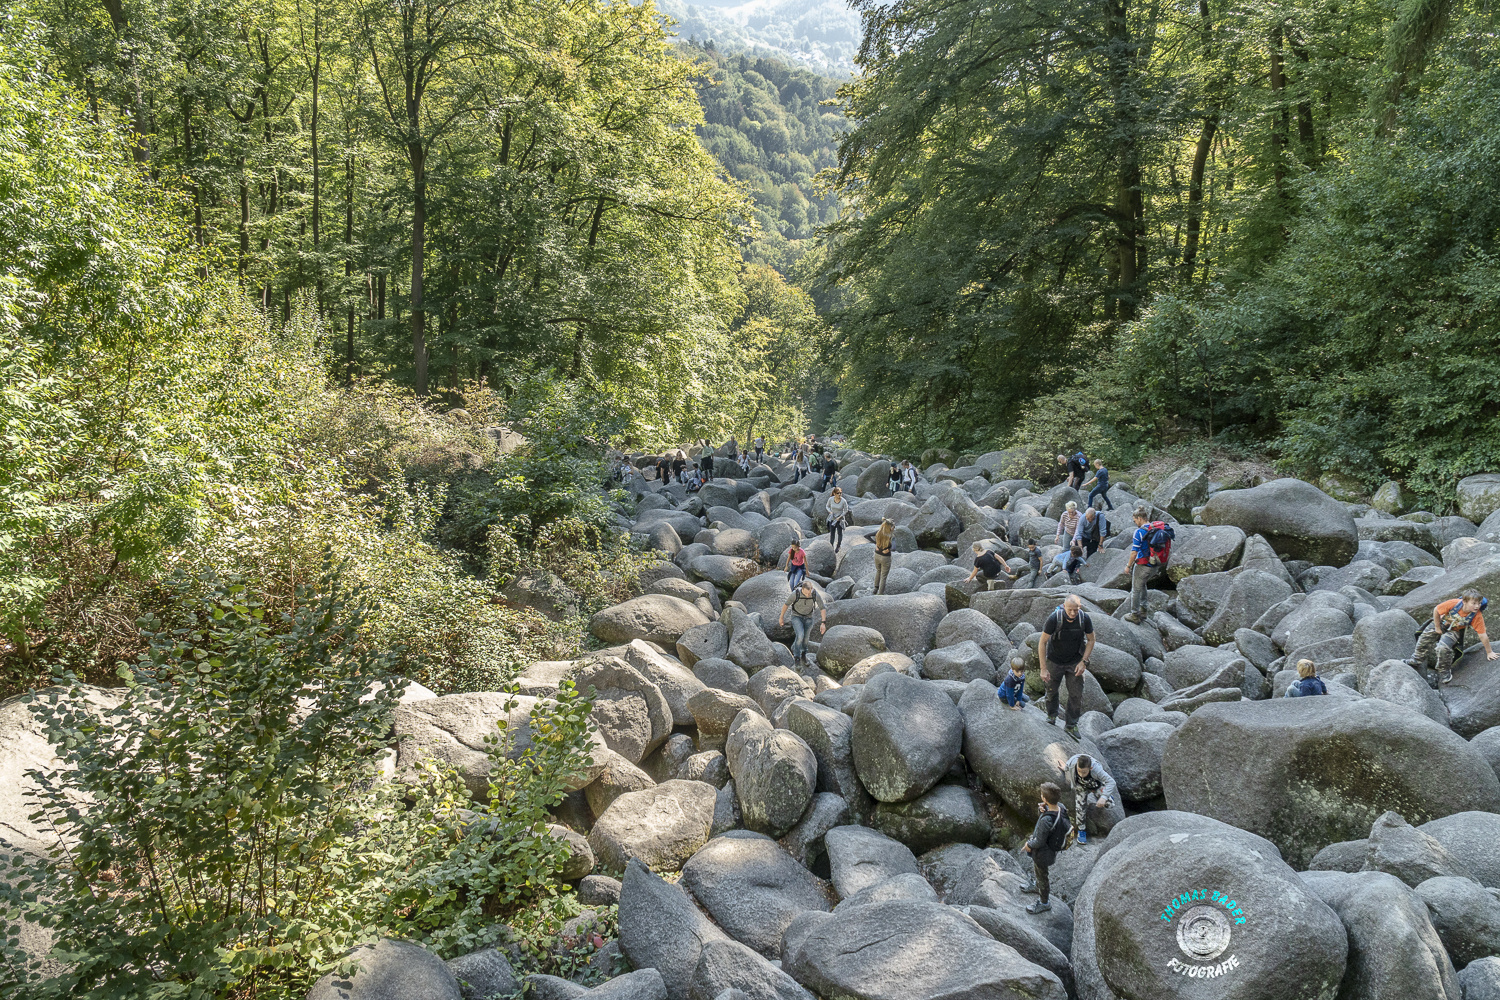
[1044,662,1084,726]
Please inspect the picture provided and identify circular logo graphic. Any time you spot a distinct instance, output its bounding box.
[1176,905,1231,962]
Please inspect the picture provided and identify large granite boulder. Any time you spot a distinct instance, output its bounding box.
[1459,474,1500,524]
[1075,814,1346,1000]
[1198,478,1359,565]
[782,899,1068,1000]
[1161,697,1500,867]
[727,723,818,838]
[1302,870,1458,1000]
[1416,874,1500,969]
[574,657,675,763]
[1164,523,1246,583]
[850,672,964,803]
[618,860,730,1000]
[868,784,993,854]
[394,692,606,800]
[680,831,833,959]
[959,681,1075,812]
[1437,644,1500,738]
[306,939,461,1000]
[593,594,712,647]
[589,780,718,872]
[815,625,887,677]
[823,593,948,657]
[822,825,921,899]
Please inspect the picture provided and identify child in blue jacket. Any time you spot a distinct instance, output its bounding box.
[998,657,1029,709]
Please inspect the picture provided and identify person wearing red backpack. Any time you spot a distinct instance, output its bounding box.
[1124,505,1173,623]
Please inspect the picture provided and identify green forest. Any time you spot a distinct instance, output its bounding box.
[4,0,1500,992]
[823,0,1500,499]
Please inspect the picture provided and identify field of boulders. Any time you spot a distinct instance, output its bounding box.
[13,446,1500,1000]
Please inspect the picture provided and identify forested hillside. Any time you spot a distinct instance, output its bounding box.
[659,0,860,76]
[819,0,1500,503]
[685,44,842,264]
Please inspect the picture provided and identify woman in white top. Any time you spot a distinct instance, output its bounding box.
[825,487,852,553]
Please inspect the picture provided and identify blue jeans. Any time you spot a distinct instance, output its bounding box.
[788,565,807,589]
[790,615,815,659]
[1088,484,1113,510]
[822,473,838,490]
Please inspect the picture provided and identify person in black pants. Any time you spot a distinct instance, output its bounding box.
[1039,595,1095,739]
[1020,781,1069,913]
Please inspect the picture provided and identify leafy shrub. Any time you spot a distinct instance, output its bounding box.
[0,567,596,999]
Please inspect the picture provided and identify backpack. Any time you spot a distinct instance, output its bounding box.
[1072,451,1088,471]
[1044,808,1071,852]
[1146,521,1175,565]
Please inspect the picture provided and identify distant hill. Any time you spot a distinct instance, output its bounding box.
[660,0,860,77]
[683,44,845,257]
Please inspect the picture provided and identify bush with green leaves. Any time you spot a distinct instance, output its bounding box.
[0,567,596,999]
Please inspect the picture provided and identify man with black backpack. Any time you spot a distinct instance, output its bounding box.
[1020,781,1069,913]
[1057,451,1089,490]
[1407,589,1497,684]
[1124,506,1173,624]
[1039,595,1095,739]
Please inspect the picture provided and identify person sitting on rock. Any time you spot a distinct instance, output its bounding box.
[1021,781,1069,913]
[997,657,1029,709]
[1039,594,1095,740]
[1284,658,1328,697]
[1407,589,1497,684]
[966,542,1009,591]
[785,540,808,589]
[1063,753,1117,844]
[778,578,827,667]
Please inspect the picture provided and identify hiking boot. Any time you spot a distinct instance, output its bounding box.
[1065,726,1080,740]
[1019,880,1039,895]
[1122,612,1142,624]
[1026,900,1052,914]
[1440,669,1454,684]
[1046,716,1058,728]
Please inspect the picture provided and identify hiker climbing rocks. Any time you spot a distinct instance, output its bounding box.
[792,448,810,483]
[1408,589,1497,684]
[820,452,839,491]
[1074,505,1106,559]
[826,487,851,553]
[753,435,765,462]
[1284,658,1328,697]
[699,442,715,479]
[671,450,687,483]
[1063,752,1117,844]
[1082,459,1114,510]
[1124,506,1172,623]
[1055,500,1081,544]
[1058,451,1088,490]
[785,539,808,589]
[872,518,895,596]
[737,450,751,475]
[966,542,1009,590]
[1039,594,1094,739]
[1020,782,1069,913]
[778,578,827,666]
[887,460,901,495]
[1012,541,1043,589]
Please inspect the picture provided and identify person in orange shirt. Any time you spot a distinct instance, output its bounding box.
[1408,589,1498,684]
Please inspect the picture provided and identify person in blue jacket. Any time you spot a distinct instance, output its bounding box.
[997,658,1029,709]
[1285,659,1328,697]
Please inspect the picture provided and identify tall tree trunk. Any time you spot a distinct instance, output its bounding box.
[1181,117,1216,284]
[1374,0,1452,132]
[1107,0,1139,320]
[1269,25,1289,201]
[98,0,151,162]
[409,140,428,395]
[345,152,356,381]
[238,158,250,281]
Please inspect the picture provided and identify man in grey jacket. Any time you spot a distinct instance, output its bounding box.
[1064,753,1117,844]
